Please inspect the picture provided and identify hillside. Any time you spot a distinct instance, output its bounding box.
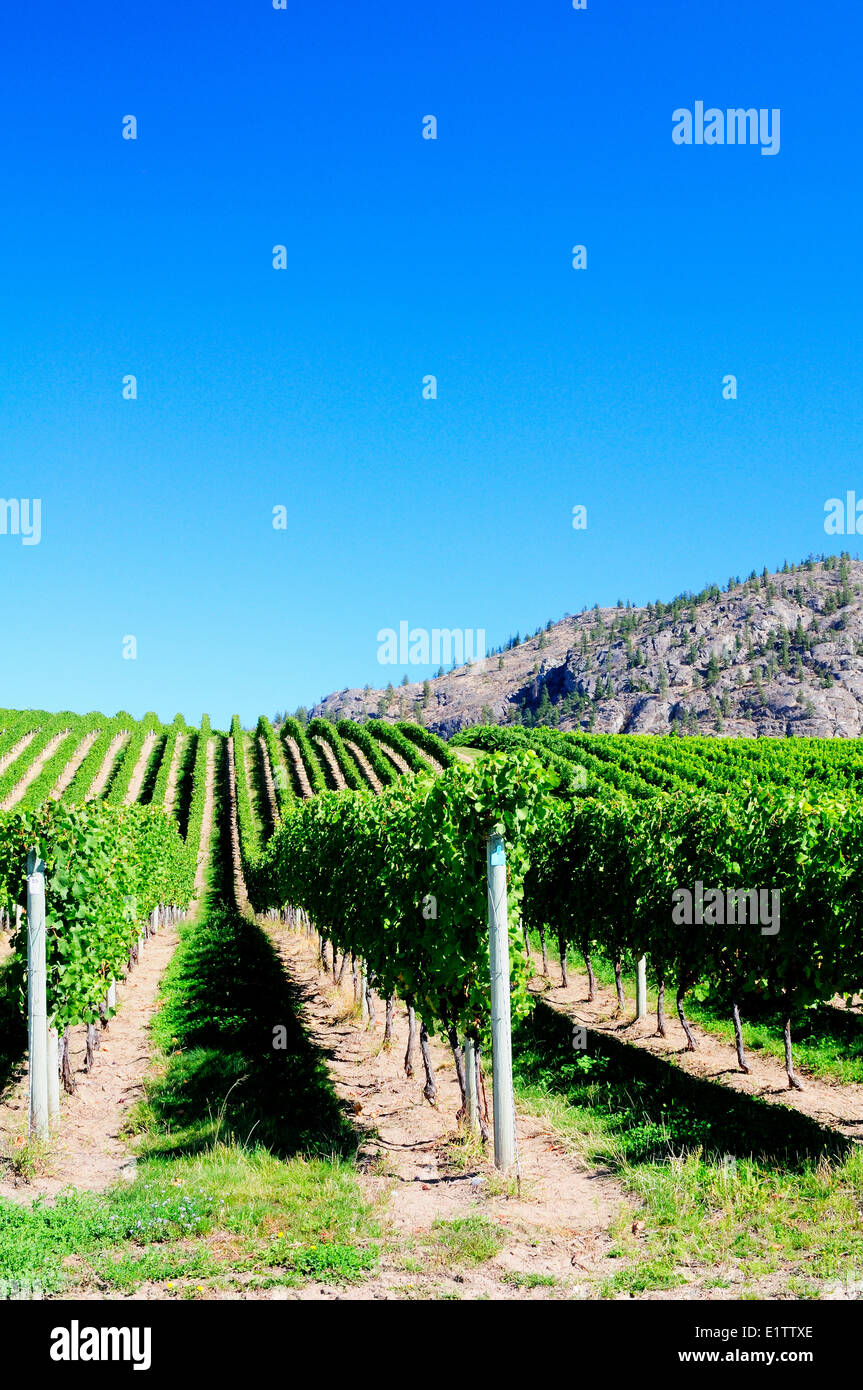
[309,554,863,739]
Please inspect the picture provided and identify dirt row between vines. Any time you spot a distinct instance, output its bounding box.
[0,742,218,1200]
[162,732,186,814]
[529,958,863,1140]
[282,736,314,799]
[51,730,100,799]
[344,739,383,792]
[313,735,347,790]
[86,732,129,800]
[0,918,180,1201]
[264,926,631,1300]
[123,731,159,806]
[377,742,412,776]
[257,734,280,827]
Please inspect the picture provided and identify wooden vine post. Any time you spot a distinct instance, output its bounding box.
[26,848,49,1140]
[464,1037,479,1133]
[636,956,648,1019]
[487,822,515,1171]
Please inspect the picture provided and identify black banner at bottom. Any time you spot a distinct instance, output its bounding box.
[0,1296,855,1377]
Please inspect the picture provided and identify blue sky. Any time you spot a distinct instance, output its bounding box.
[1,0,861,728]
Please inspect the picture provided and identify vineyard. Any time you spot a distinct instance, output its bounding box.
[2,707,863,1301]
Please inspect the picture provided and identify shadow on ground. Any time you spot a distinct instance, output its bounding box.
[514,1001,851,1172]
[139,900,358,1162]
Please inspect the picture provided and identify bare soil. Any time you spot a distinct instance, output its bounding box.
[0,919,180,1201]
[123,731,159,805]
[257,735,280,826]
[50,731,100,799]
[283,736,313,798]
[86,732,129,800]
[344,739,383,792]
[313,735,347,790]
[162,732,186,814]
[376,742,412,776]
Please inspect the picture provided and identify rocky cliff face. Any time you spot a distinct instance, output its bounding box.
[310,556,863,740]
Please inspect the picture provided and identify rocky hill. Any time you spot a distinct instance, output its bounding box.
[309,554,863,740]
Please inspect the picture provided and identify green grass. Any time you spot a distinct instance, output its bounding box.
[0,1144,378,1295]
[501,1270,557,1288]
[131,903,355,1160]
[512,1002,863,1298]
[431,1214,504,1265]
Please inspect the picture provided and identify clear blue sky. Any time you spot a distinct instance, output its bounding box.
[1,0,861,728]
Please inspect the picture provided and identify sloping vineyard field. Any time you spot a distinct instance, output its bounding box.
[5,708,863,1302]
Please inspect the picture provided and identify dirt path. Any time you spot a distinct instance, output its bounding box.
[1,729,72,809]
[376,741,412,776]
[257,735,280,827]
[313,735,347,790]
[344,739,383,793]
[162,732,186,814]
[123,731,159,806]
[530,960,863,1141]
[405,742,445,774]
[87,732,128,800]
[226,737,251,915]
[0,920,181,1201]
[283,736,313,798]
[192,740,216,903]
[241,734,268,837]
[51,730,100,799]
[0,729,37,778]
[266,927,628,1300]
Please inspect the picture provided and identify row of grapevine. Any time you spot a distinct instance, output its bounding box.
[307,718,366,791]
[231,716,262,870]
[394,721,455,769]
[103,713,162,805]
[247,750,554,1114]
[523,785,863,1087]
[184,717,213,851]
[279,716,328,797]
[256,715,294,818]
[0,800,195,1088]
[336,720,398,788]
[150,714,189,814]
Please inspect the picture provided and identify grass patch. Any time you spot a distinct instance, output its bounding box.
[135,902,356,1161]
[0,1143,379,1295]
[501,1270,557,1288]
[431,1214,504,1265]
[512,1001,863,1296]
